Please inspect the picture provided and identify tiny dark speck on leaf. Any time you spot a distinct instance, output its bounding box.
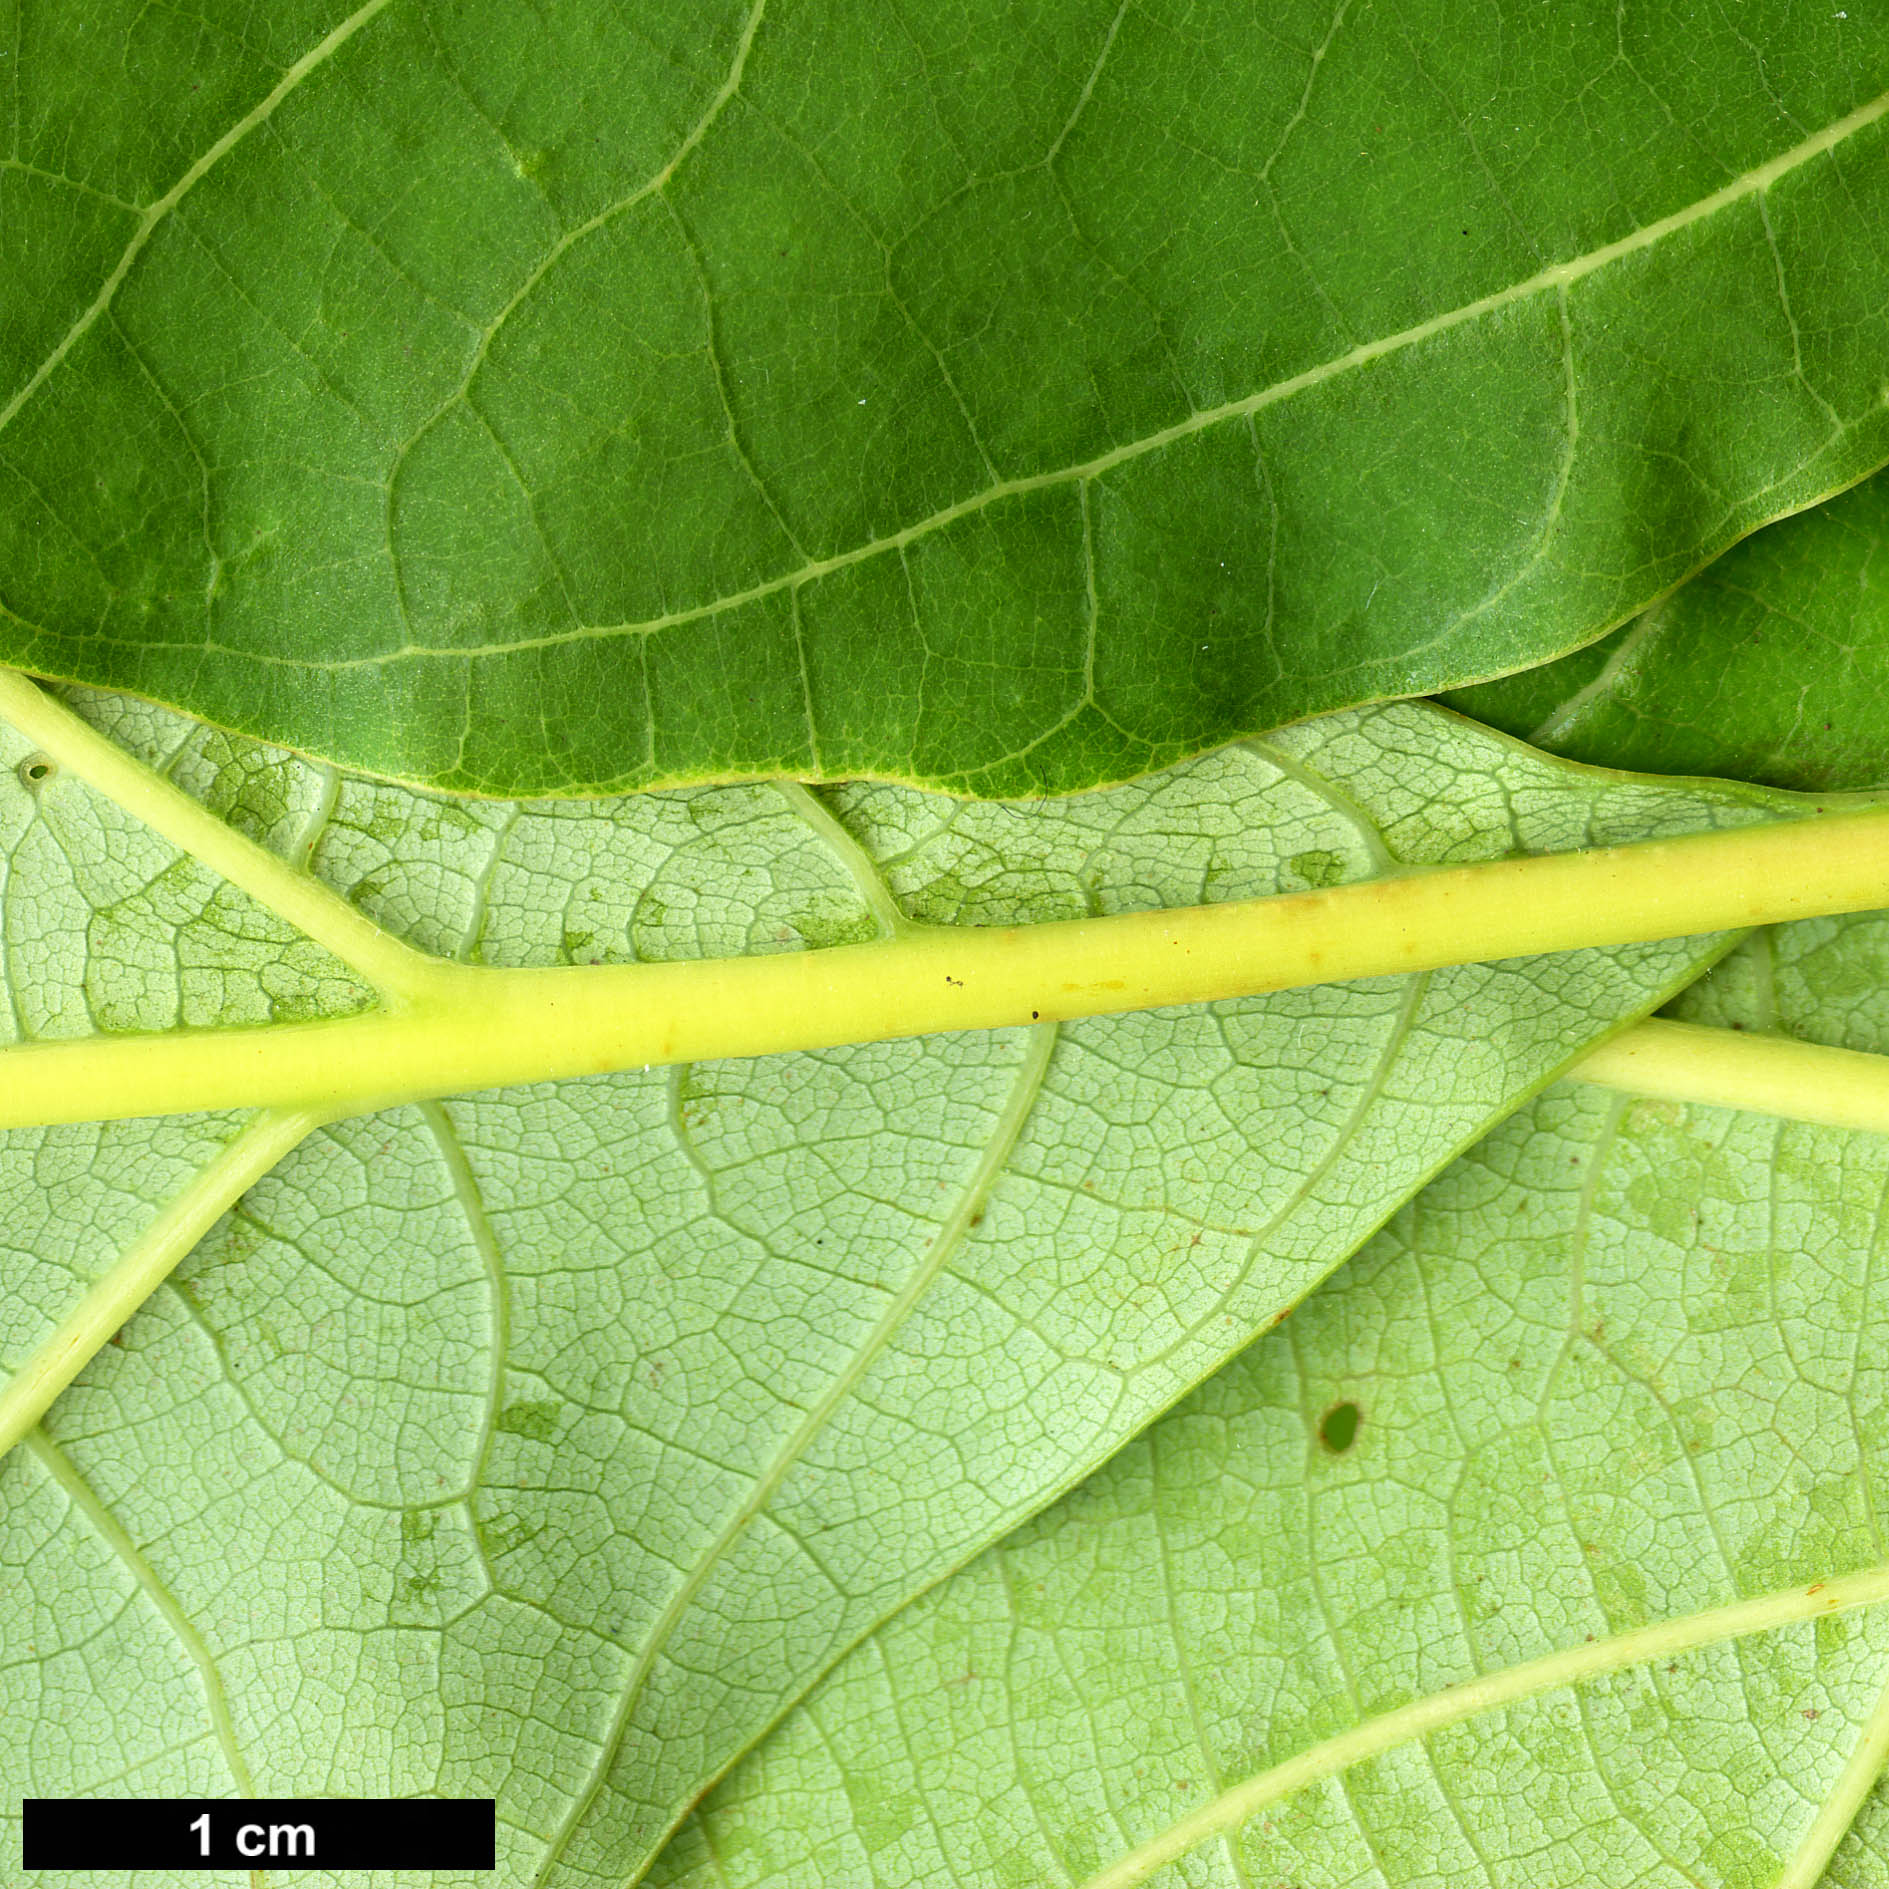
[1318,1400,1361,1453]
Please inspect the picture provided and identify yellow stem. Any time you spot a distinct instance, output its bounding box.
[0,806,1884,1128]
[1572,1017,1889,1133]
[1079,1565,1889,1889]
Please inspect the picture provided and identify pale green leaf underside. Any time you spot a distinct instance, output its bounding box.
[651,911,1889,1888]
[10,4,1889,791]
[0,683,1816,1884]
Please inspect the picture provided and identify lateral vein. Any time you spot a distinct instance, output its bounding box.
[1077,1564,1889,1889]
[1571,1016,1889,1136]
[23,1427,261,1797]
[0,669,447,1001]
[0,0,398,440]
[1773,1654,1889,1889]
[196,83,1889,674]
[531,1020,1059,1886]
[0,1108,323,1464]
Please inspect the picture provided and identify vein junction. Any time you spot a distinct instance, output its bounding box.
[4,670,1889,1132]
[0,1108,324,1460]
[8,668,1889,1482]
[11,673,1889,1871]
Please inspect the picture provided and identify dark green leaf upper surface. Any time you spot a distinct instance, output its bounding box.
[1447,465,1889,792]
[8,3,1889,792]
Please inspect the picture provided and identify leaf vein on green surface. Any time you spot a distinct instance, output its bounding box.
[1145,1419,1252,1889]
[462,397,589,629]
[0,0,401,440]
[158,1257,373,1513]
[1255,0,1353,187]
[985,1541,1076,1875]
[769,782,905,934]
[1115,974,1429,1384]
[21,10,1889,793]
[421,1098,512,1528]
[59,74,1880,693]
[22,1428,256,1796]
[661,191,813,560]
[0,157,144,215]
[1045,0,1133,168]
[1429,285,1583,650]
[12,677,1889,1880]
[380,0,773,523]
[1242,732,1403,866]
[1537,1090,1627,1417]
[858,1626,980,1886]
[256,122,486,346]
[637,915,1889,1886]
[1065,1568,1889,1889]
[1759,189,1847,435]
[107,312,218,579]
[0,1111,322,1462]
[1778,1665,1889,1889]
[532,1016,1060,1886]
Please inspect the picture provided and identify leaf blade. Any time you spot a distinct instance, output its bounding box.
[0,687,1832,1881]
[1446,464,1889,793]
[647,911,1889,1887]
[13,6,1889,788]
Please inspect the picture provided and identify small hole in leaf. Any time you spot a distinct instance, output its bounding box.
[1319,1400,1361,1453]
[17,754,54,788]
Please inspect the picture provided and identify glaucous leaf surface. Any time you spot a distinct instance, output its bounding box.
[0,685,1810,1884]
[650,908,1889,1889]
[1448,467,1889,791]
[10,5,1889,792]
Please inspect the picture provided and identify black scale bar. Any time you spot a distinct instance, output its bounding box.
[22,1798,495,1870]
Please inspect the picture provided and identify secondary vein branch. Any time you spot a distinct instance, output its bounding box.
[0,1108,325,1460]
[1773,1654,1889,1889]
[1571,1017,1889,1134]
[0,670,449,1002]
[1077,1565,1889,1889]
